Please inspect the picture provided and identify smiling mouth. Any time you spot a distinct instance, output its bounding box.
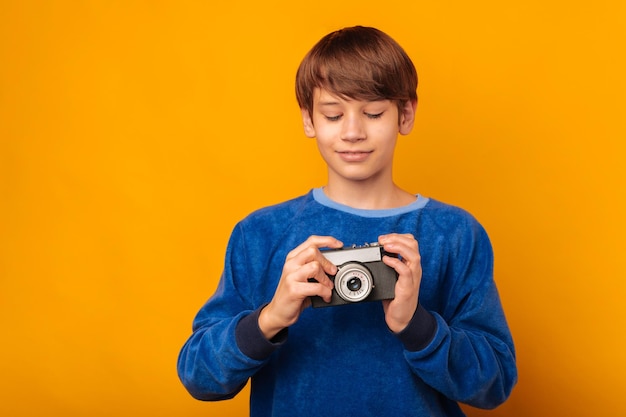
[337,151,373,162]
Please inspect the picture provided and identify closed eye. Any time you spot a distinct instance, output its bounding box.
[365,112,384,119]
[325,114,342,122]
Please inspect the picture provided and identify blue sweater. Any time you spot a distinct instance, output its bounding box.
[178,189,517,416]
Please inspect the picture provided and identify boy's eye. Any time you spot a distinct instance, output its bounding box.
[322,111,383,121]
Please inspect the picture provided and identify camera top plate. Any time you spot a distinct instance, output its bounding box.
[321,243,383,265]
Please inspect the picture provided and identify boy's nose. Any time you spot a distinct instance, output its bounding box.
[340,115,366,142]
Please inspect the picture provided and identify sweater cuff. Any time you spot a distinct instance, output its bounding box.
[235,304,288,361]
[394,304,437,352]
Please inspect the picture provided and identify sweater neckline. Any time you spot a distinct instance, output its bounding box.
[312,187,429,218]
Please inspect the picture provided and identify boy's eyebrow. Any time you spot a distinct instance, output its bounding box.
[317,98,388,106]
[318,100,341,106]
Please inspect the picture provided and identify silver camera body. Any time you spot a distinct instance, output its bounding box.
[311,243,398,308]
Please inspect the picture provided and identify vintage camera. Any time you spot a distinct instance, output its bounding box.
[311,243,398,308]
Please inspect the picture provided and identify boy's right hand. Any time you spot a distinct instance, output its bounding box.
[258,236,343,340]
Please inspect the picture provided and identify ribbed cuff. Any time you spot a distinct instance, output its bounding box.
[394,304,437,352]
[235,305,288,361]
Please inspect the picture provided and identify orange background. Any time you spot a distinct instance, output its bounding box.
[1,1,624,416]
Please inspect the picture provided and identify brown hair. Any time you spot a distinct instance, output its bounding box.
[295,26,418,115]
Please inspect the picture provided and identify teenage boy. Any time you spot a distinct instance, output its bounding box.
[178,26,517,417]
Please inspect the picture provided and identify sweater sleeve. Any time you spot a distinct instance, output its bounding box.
[177,224,282,401]
[399,213,517,409]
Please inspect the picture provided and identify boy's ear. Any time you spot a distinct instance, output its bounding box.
[301,108,316,138]
[399,99,418,135]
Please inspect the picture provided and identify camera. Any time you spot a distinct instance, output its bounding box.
[310,243,398,308]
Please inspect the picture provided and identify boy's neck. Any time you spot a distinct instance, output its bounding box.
[322,181,416,210]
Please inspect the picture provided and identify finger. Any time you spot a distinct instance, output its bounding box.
[296,280,333,302]
[382,254,411,276]
[379,232,414,243]
[287,236,343,261]
[379,234,419,263]
[299,245,341,276]
[286,237,343,278]
[382,254,422,295]
[379,233,417,247]
[299,260,334,289]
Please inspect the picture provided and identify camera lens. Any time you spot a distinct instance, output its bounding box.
[334,263,373,303]
[347,277,361,291]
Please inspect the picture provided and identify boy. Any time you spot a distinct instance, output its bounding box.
[178,26,517,416]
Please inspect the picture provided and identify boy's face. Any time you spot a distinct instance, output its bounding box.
[301,88,416,186]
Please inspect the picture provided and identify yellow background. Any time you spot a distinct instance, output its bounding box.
[1,1,624,416]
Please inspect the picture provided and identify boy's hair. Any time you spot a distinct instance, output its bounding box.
[295,26,418,115]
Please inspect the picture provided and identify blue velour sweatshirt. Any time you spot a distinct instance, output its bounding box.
[177,189,517,416]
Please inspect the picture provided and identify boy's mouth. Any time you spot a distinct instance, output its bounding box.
[337,150,373,162]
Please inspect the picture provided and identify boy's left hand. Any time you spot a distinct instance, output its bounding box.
[378,233,422,333]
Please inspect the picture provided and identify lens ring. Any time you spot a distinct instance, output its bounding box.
[334,262,373,302]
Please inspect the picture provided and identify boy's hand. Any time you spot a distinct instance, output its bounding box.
[258,236,343,340]
[378,233,422,333]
